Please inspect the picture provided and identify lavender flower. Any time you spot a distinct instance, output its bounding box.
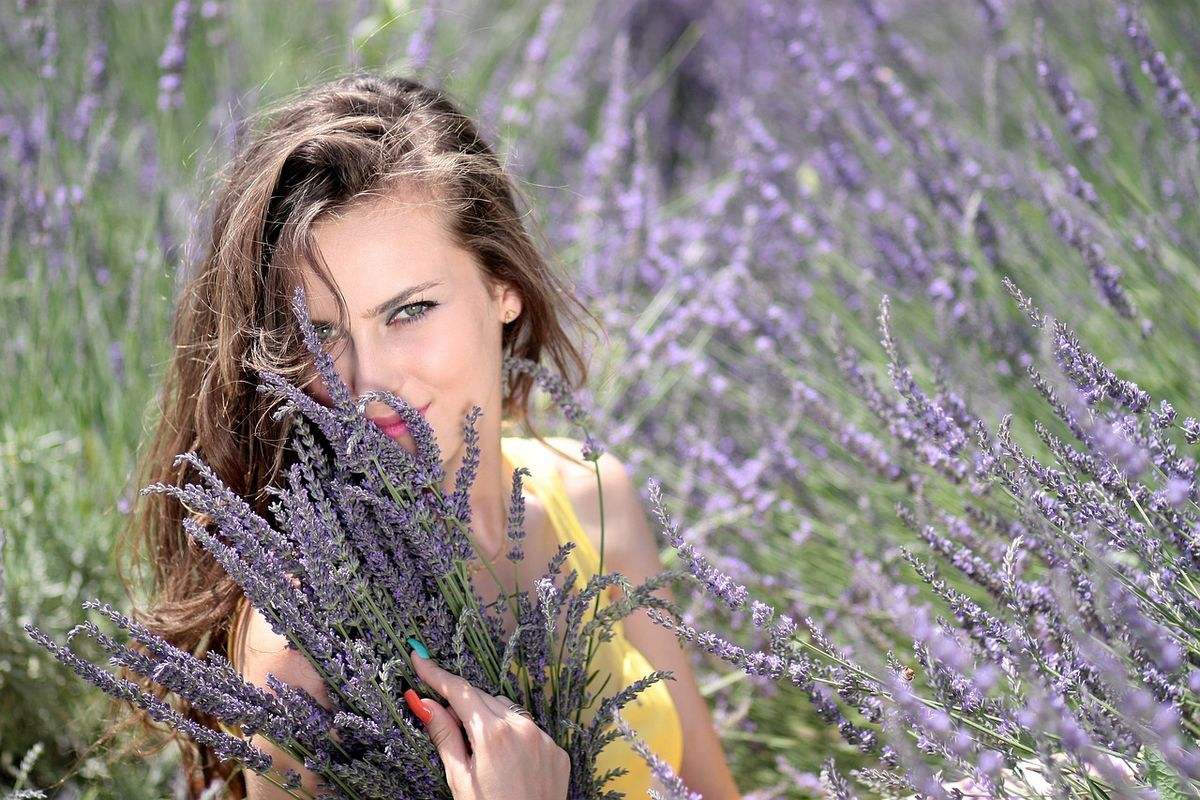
[820,759,860,800]
[1036,52,1102,151]
[157,1,194,111]
[1120,4,1200,141]
[614,714,700,800]
[647,479,749,610]
[506,466,532,562]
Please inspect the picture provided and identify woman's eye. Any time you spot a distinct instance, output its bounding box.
[313,322,339,343]
[386,301,437,326]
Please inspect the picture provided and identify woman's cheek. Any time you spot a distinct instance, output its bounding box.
[398,336,466,415]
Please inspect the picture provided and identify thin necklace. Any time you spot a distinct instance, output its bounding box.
[466,486,512,577]
[468,450,525,575]
[467,538,506,576]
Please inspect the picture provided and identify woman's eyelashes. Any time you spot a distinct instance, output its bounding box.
[386,300,438,327]
[312,301,438,344]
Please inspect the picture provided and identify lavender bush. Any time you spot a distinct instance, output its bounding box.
[642,286,1200,796]
[7,0,1200,796]
[497,0,1200,791]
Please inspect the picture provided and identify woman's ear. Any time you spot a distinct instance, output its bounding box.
[497,282,523,324]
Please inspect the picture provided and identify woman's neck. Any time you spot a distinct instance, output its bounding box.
[451,433,510,561]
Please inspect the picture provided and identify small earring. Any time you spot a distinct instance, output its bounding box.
[504,311,517,324]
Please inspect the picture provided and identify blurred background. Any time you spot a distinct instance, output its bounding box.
[4,0,1200,796]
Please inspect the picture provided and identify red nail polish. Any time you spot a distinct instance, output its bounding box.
[404,689,434,724]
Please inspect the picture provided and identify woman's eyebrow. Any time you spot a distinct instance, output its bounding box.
[364,281,442,318]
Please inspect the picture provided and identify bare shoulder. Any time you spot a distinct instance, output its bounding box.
[535,436,641,519]
[534,436,658,576]
[230,603,329,798]
[231,602,330,707]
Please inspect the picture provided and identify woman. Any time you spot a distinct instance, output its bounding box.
[126,74,741,800]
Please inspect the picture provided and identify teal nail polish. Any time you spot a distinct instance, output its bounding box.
[407,637,430,659]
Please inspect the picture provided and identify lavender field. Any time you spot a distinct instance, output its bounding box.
[4,0,1200,797]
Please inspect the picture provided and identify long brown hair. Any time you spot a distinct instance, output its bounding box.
[119,73,588,797]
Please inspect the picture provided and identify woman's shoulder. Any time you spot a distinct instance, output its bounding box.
[519,436,650,572]
[231,601,330,706]
[515,436,632,503]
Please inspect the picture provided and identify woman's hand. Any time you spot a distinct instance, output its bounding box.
[406,650,570,800]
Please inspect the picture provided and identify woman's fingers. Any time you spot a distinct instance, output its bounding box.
[489,695,535,723]
[411,650,499,720]
[412,650,534,722]
[407,651,570,800]
[404,689,469,771]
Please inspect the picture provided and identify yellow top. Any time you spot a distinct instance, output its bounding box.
[221,437,684,797]
[501,436,684,798]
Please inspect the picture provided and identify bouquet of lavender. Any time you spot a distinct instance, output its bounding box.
[25,291,677,799]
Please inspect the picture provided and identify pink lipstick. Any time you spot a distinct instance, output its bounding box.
[370,404,429,440]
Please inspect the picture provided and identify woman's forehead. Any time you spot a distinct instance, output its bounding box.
[299,197,485,314]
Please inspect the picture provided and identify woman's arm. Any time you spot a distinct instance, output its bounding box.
[232,602,570,800]
[555,442,742,800]
[233,603,329,799]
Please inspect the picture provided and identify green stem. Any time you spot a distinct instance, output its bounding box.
[570,451,608,728]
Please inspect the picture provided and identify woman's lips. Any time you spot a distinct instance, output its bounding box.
[370,404,429,439]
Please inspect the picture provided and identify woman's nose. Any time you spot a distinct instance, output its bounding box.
[343,337,401,408]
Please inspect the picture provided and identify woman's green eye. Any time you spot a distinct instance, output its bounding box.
[313,322,338,343]
[387,301,437,326]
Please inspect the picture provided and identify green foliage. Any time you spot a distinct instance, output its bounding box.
[1145,750,1191,800]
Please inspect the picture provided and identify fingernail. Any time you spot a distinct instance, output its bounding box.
[404,689,434,724]
[407,637,430,659]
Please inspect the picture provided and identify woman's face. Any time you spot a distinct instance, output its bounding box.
[301,193,521,468]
